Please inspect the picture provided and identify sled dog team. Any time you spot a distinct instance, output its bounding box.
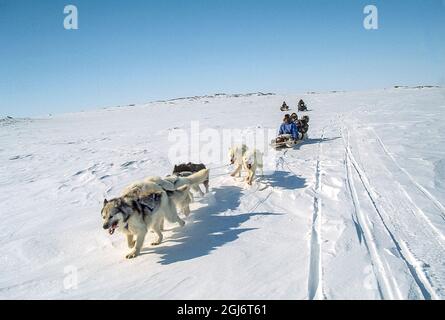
[100,99,310,259]
[101,144,263,259]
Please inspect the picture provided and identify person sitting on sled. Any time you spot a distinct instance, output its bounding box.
[298,99,307,111]
[296,115,309,139]
[290,113,301,132]
[280,101,290,111]
[278,114,299,141]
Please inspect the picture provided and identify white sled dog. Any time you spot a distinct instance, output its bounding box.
[173,163,209,196]
[147,169,209,217]
[242,149,264,185]
[101,181,186,259]
[229,144,248,177]
[163,168,210,194]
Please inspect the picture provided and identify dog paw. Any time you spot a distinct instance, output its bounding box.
[128,241,136,248]
[125,251,138,259]
[179,220,186,227]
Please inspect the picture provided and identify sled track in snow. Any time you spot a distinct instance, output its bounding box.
[371,128,445,223]
[347,146,437,299]
[277,140,324,300]
[307,130,324,300]
[342,126,440,300]
[343,128,399,299]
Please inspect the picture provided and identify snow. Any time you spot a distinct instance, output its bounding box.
[0,88,444,299]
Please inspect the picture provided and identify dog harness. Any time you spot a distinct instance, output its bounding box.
[138,193,162,217]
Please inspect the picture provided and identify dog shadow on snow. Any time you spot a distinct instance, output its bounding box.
[260,171,307,189]
[140,186,279,264]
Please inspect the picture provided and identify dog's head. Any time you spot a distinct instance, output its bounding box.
[229,146,244,165]
[101,198,131,235]
[243,152,255,170]
[228,148,236,164]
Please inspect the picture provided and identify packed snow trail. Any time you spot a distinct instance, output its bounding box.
[339,118,445,299]
[0,88,444,299]
[307,129,324,300]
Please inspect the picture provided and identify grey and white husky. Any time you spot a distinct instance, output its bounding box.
[101,169,209,259]
[101,181,185,259]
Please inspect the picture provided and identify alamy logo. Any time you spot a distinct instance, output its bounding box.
[64,5,78,30]
[363,5,379,30]
[167,121,277,165]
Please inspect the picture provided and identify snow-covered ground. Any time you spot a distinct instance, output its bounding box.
[0,87,444,299]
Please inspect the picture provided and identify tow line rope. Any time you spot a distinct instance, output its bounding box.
[210,172,230,179]
[208,164,230,171]
[208,164,231,179]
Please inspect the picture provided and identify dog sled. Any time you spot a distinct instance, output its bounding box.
[280,101,290,112]
[270,130,310,149]
[298,99,308,112]
[298,105,308,112]
[270,134,301,149]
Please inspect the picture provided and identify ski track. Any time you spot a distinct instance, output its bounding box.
[347,148,437,299]
[342,128,391,299]
[279,128,326,300]
[341,122,442,300]
[371,128,445,222]
[307,129,324,300]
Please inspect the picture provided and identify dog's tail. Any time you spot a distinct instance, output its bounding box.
[184,168,210,185]
[166,185,190,199]
[177,185,194,205]
[144,176,176,191]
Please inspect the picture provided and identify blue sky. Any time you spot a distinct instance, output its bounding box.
[1,0,444,117]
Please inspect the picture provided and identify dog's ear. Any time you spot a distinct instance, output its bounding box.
[103,199,108,206]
